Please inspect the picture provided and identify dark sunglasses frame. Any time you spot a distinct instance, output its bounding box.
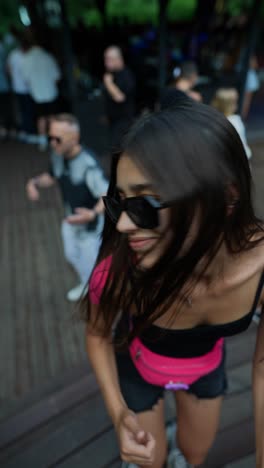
[102,195,172,229]
[48,135,62,144]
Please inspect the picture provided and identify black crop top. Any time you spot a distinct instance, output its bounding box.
[137,272,264,358]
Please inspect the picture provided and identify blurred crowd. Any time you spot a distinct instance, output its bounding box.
[0,29,62,150]
[1,12,263,302]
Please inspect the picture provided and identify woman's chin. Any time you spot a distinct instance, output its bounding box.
[137,252,160,269]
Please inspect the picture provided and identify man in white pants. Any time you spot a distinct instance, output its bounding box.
[26,113,108,301]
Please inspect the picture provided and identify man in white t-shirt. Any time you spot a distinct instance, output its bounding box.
[7,39,36,139]
[22,42,61,150]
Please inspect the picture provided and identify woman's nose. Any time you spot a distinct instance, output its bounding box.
[116,210,137,233]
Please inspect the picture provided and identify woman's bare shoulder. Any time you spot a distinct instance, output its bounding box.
[230,232,264,280]
[250,231,264,269]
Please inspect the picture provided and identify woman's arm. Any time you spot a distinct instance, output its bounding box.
[253,308,264,467]
[85,318,127,426]
[85,304,156,465]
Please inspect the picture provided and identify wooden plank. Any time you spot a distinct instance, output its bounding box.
[0,359,89,423]
[219,391,252,431]
[226,327,256,369]
[0,216,16,403]
[0,372,96,449]
[54,428,119,468]
[14,212,35,397]
[0,393,112,468]
[227,362,252,394]
[31,208,65,378]
[200,419,254,468]
[25,211,52,387]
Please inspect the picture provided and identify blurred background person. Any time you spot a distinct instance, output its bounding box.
[212,87,252,160]
[103,45,136,149]
[171,60,202,102]
[7,35,36,143]
[21,38,61,151]
[160,60,202,110]
[242,55,260,120]
[26,114,108,302]
[0,34,12,140]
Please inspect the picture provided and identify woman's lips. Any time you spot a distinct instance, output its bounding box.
[128,237,156,250]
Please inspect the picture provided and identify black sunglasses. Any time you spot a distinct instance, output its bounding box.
[48,135,62,144]
[102,195,171,229]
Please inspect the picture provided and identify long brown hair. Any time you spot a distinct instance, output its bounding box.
[82,100,263,347]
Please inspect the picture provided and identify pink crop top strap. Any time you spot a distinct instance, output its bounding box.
[89,256,112,304]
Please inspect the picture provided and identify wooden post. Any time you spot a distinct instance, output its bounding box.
[24,0,46,39]
[96,0,107,32]
[59,0,77,113]
[238,0,262,114]
[158,0,169,98]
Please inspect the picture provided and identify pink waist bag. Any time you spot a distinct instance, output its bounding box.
[129,337,224,391]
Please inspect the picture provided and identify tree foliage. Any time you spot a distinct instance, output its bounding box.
[1,0,263,34]
[226,0,264,16]
[66,0,196,26]
[0,0,21,34]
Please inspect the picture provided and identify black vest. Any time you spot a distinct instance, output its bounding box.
[58,158,99,230]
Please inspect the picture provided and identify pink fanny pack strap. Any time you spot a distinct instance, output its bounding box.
[129,337,224,391]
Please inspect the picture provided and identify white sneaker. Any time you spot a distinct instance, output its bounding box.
[166,421,177,452]
[167,447,192,468]
[66,283,87,302]
[166,423,193,468]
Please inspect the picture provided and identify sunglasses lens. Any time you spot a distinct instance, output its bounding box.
[103,196,160,229]
[127,198,159,229]
[103,197,121,223]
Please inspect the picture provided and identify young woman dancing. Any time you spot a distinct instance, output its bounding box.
[83,100,264,468]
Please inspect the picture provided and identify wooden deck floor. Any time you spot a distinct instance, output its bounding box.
[0,141,87,416]
[1,136,264,467]
[0,326,257,467]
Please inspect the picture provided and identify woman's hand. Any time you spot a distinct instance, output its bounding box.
[116,409,156,466]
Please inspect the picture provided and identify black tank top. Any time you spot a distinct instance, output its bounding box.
[137,271,264,358]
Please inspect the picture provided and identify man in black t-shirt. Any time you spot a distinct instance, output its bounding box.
[103,46,135,149]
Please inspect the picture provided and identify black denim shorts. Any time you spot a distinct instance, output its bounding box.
[115,347,227,413]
